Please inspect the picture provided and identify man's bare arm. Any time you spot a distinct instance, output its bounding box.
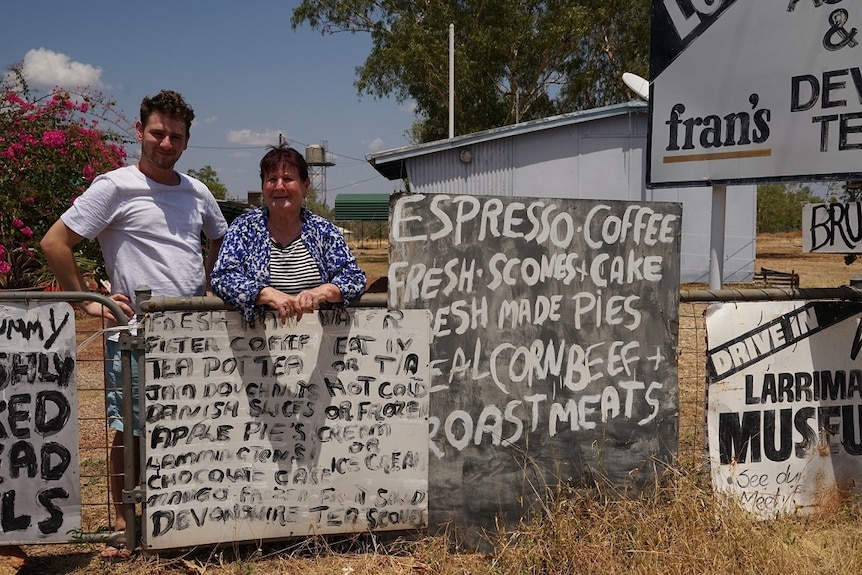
[40,220,133,320]
[205,237,223,294]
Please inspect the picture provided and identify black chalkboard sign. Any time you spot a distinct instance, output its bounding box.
[388,193,682,542]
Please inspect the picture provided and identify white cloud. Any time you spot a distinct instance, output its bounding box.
[226,129,282,146]
[398,101,417,114]
[19,48,104,90]
[204,115,218,124]
[365,137,385,153]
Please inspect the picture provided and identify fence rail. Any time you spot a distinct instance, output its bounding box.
[4,282,862,551]
[752,267,800,289]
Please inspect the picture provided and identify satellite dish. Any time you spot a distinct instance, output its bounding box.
[622,72,650,101]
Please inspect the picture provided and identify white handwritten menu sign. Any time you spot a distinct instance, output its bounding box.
[707,301,862,519]
[0,302,79,544]
[388,193,682,536]
[142,308,431,550]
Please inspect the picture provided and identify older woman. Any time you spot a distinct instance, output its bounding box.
[212,145,366,323]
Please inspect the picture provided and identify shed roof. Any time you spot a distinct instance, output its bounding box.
[334,193,390,222]
[365,101,648,180]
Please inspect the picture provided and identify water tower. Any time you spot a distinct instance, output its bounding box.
[306,142,335,206]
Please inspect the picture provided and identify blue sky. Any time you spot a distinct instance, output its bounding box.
[2,1,416,204]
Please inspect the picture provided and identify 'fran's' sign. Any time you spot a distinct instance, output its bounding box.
[648,0,862,187]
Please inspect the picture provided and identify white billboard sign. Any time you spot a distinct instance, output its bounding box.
[648,0,862,187]
[706,301,862,518]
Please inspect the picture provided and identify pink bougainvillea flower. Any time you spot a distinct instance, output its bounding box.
[41,130,66,147]
[0,83,129,287]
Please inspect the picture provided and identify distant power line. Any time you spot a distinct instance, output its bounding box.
[327,175,383,192]
[186,141,385,191]
[187,145,264,150]
[188,138,369,164]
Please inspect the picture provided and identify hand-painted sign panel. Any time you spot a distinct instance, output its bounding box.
[803,202,862,253]
[0,302,79,544]
[389,193,682,537]
[142,308,431,550]
[707,301,862,518]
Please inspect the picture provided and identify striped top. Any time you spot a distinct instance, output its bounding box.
[211,206,366,323]
[269,237,322,294]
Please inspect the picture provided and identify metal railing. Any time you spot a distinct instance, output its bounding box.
[5,280,862,553]
[0,290,133,549]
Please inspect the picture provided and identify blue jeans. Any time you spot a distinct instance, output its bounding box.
[105,339,140,436]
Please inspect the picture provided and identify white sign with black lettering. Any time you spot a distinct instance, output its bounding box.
[648,0,862,187]
[803,202,862,253]
[706,301,862,519]
[142,308,431,550]
[0,302,79,544]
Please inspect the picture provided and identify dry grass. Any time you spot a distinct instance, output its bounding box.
[14,232,862,574]
[755,231,862,288]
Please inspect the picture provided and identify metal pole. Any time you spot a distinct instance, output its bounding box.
[138,292,388,312]
[709,185,727,290]
[114,285,151,552]
[0,290,127,322]
[680,285,862,302]
[449,23,455,139]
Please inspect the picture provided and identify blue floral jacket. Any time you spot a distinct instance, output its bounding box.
[211,207,366,322]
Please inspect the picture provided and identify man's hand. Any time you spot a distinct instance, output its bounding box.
[79,292,134,322]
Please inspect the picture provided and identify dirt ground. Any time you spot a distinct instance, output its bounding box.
[10,231,862,574]
[755,231,861,288]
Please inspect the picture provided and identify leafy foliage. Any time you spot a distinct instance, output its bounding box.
[187,165,228,199]
[556,0,651,110]
[756,183,822,233]
[291,0,649,143]
[0,65,131,287]
[305,186,334,220]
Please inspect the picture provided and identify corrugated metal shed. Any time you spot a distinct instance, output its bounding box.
[334,193,390,221]
[365,101,757,283]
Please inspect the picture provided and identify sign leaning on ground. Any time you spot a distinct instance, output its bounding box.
[706,301,862,519]
[389,193,682,535]
[0,302,79,544]
[142,308,431,550]
[802,202,862,253]
[648,0,862,187]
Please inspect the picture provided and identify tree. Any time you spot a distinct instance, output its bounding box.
[187,165,228,199]
[305,186,334,220]
[756,183,822,233]
[0,66,130,288]
[556,0,651,111]
[291,0,649,143]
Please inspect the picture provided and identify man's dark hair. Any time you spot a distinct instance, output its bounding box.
[140,90,195,135]
[259,144,309,186]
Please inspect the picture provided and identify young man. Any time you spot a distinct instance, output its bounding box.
[40,90,228,558]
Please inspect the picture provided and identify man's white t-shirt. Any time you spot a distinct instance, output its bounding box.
[61,165,228,300]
